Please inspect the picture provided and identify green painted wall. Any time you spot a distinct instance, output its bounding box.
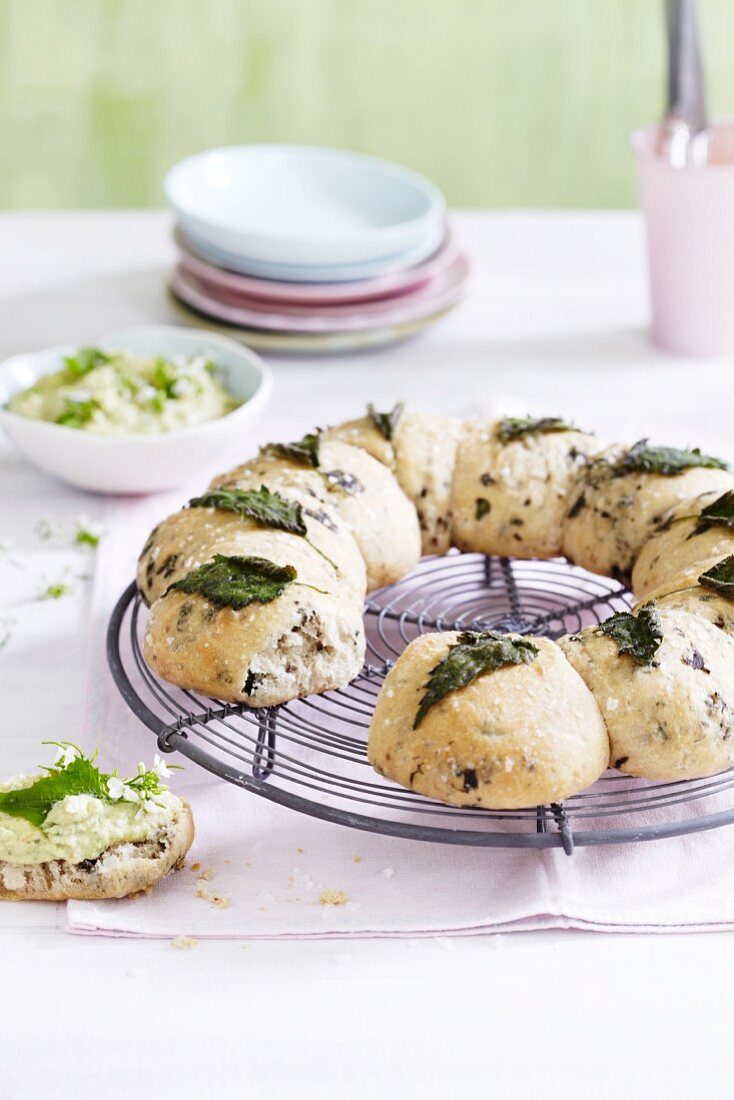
[2,0,734,209]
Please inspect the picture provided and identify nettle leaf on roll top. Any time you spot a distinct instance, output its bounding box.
[261,431,321,468]
[367,401,405,441]
[413,631,539,729]
[167,555,303,610]
[699,556,734,599]
[495,416,578,443]
[189,486,307,537]
[617,439,727,477]
[688,491,734,539]
[598,604,663,665]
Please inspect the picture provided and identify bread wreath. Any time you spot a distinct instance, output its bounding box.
[137,409,734,795]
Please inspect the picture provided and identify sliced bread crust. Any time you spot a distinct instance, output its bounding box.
[0,800,194,901]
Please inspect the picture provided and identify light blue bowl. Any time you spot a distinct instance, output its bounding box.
[165,145,446,271]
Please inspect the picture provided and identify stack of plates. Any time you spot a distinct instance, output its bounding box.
[165,146,469,354]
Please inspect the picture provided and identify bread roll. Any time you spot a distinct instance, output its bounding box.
[562,445,734,581]
[558,608,734,780]
[144,568,365,707]
[632,490,734,599]
[317,439,420,590]
[0,802,194,901]
[368,631,609,808]
[451,419,599,559]
[634,573,734,638]
[323,414,396,468]
[137,490,366,605]
[211,438,420,591]
[393,413,463,555]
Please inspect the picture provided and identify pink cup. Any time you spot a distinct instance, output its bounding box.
[633,122,734,356]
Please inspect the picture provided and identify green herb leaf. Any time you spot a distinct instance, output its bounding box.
[62,347,111,378]
[688,491,734,539]
[618,440,727,476]
[475,498,491,520]
[168,554,298,610]
[495,416,577,443]
[413,631,539,728]
[699,556,734,599]
[56,397,99,429]
[598,604,663,664]
[367,401,404,441]
[261,431,321,468]
[189,486,307,537]
[151,357,179,399]
[0,756,110,828]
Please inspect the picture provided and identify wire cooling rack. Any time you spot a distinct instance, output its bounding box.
[107,552,734,855]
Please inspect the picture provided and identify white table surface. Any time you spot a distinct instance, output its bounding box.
[2,210,734,1100]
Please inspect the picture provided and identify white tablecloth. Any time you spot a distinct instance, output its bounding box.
[2,211,733,1099]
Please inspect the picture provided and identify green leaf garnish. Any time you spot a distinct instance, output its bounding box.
[56,397,99,428]
[261,431,321,468]
[688,491,734,539]
[43,580,70,600]
[62,347,111,378]
[413,631,539,728]
[598,604,663,664]
[0,756,109,828]
[151,357,179,399]
[75,527,101,548]
[367,401,404,442]
[189,486,307,537]
[495,416,577,443]
[617,440,727,477]
[0,742,180,830]
[699,556,734,599]
[167,554,306,610]
[475,498,490,520]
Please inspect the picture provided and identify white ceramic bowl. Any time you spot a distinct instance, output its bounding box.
[0,325,272,494]
[164,145,446,267]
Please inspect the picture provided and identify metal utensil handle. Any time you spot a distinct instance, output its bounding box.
[666,0,707,135]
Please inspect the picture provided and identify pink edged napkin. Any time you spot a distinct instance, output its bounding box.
[67,493,734,939]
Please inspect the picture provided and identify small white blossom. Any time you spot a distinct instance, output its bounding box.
[152,753,172,779]
[107,777,140,803]
[55,744,79,769]
[136,797,163,819]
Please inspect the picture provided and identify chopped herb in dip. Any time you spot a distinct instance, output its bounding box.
[6,347,239,435]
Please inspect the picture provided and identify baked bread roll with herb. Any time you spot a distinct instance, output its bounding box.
[393,412,463,556]
[0,744,193,901]
[451,417,599,560]
[368,630,609,808]
[631,489,734,599]
[323,402,401,469]
[633,556,734,638]
[562,441,734,582]
[144,554,366,706]
[558,605,734,780]
[137,485,366,606]
[213,432,420,591]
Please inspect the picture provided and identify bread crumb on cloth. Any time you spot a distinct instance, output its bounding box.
[172,935,198,950]
[319,888,348,907]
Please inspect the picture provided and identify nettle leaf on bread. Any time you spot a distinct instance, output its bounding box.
[699,556,734,600]
[413,631,539,728]
[616,440,727,477]
[367,401,404,442]
[189,486,308,537]
[495,416,578,443]
[0,743,177,829]
[261,431,321,468]
[188,487,337,569]
[688,491,734,539]
[167,554,322,610]
[598,604,663,665]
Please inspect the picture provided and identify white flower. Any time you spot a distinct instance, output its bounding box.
[55,744,79,769]
[152,753,172,780]
[107,777,139,803]
[136,796,164,819]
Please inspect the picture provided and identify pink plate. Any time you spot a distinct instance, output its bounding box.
[174,223,459,306]
[169,254,469,334]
